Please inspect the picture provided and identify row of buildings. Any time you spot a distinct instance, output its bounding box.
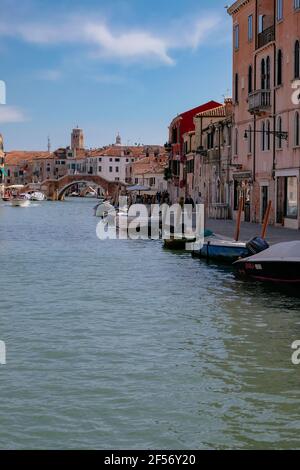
[0,129,168,196]
[165,0,300,230]
[1,0,300,230]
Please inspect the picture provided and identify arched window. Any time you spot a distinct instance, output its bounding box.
[261,58,266,89]
[261,121,266,150]
[248,125,252,154]
[235,73,239,103]
[266,120,271,150]
[277,49,282,86]
[277,117,282,149]
[248,65,253,94]
[266,56,271,89]
[295,112,300,147]
[295,41,300,79]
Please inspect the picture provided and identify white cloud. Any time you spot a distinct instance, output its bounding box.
[0,11,225,66]
[84,23,174,65]
[0,105,27,123]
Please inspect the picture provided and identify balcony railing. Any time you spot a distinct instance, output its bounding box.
[257,25,275,49]
[248,89,271,114]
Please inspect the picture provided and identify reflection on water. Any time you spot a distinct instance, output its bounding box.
[0,199,300,450]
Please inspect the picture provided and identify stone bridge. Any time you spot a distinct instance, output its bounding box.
[38,174,125,201]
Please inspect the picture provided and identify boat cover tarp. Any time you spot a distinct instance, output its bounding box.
[241,241,300,262]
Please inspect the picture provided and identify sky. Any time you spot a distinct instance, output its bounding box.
[0,0,233,151]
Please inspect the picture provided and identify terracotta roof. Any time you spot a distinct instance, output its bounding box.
[196,104,227,118]
[5,151,52,165]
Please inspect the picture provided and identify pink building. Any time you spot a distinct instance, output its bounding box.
[228,0,300,229]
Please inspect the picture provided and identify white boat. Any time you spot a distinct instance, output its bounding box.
[10,197,31,207]
[29,191,46,201]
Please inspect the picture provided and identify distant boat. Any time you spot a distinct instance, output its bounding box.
[10,196,31,207]
[29,191,46,201]
[234,241,300,284]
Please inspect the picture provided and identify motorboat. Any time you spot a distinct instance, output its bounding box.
[10,195,31,207]
[234,241,300,284]
[192,236,269,262]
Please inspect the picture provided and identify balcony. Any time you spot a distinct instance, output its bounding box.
[248,89,271,114]
[257,25,275,49]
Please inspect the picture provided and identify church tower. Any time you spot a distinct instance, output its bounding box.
[115,133,121,146]
[71,127,84,151]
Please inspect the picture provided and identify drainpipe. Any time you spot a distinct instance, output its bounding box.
[273,0,277,179]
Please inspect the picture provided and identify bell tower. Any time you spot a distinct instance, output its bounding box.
[71,127,84,151]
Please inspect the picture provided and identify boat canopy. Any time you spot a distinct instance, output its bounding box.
[127,185,151,192]
[5,185,25,189]
[241,241,300,263]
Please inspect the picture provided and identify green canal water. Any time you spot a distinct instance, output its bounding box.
[0,198,300,450]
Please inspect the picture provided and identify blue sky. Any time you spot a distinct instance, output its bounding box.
[0,0,232,151]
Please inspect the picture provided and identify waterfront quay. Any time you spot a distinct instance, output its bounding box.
[207,218,300,245]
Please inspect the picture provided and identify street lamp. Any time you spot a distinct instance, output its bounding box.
[244,129,288,141]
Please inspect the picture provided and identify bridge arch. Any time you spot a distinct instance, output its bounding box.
[40,174,124,201]
[57,179,106,200]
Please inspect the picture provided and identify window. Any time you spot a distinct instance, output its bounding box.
[261,121,266,151]
[115,158,120,162]
[115,167,119,173]
[109,166,113,173]
[261,58,266,89]
[234,73,239,103]
[109,158,113,162]
[266,56,271,89]
[295,0,300,11]
[234,128,238,155]
[248,65,253,94]
[234,25,239,50]
[98,158,102,162]
[248,125,252,154]
[266,120,271,150]
[207,131,214,149]
[258,15,265,33]
[277,49,282,85]
[286,177,298,218]
[186,160,194,174]
[295,112,300,146]
[295,41,300,78]
[277,0,283,21]
[248,15,253,41]
[277,117,283,149]
[98,166,102,172]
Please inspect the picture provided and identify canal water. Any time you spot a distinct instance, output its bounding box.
[0,198,300,450]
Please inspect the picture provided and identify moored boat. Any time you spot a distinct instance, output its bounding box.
[192,236,269,263]
[234,241,300,284]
